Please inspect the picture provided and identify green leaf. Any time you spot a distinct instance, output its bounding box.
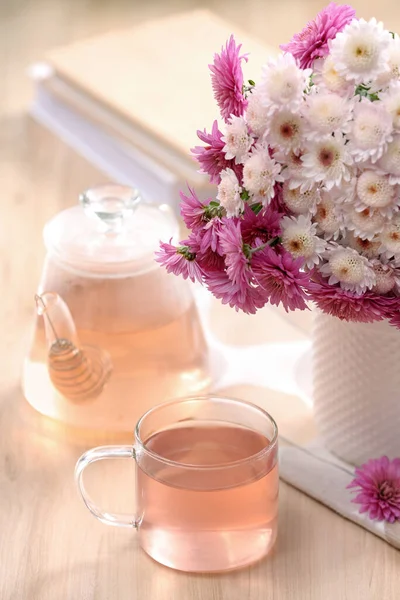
[240,189,250,201]
[304,73,315,94]
[354,83,380,102]
[355,84,369,98]
[250,202,263,215]
[248,79,255,87]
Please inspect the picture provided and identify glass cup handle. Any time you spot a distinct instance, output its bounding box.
[75,445,137,529]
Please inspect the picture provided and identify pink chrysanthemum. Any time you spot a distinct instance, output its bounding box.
[185,231,226,274]
[198,217,225,255]
[205,270,267,314]
[307,274,397,323]
[179,187,209,230]
[191,120,243,185]
[348,456,400,523]
[197,247,226,273]
[155,239,203,283]
[180,188,227,254]
[209,35,248,123]
[387,305,400,329]
[252,246,310,312]
[280,3,356,69]
[269,183,291,215]
[241,204,282,247]
[219,219,250,286]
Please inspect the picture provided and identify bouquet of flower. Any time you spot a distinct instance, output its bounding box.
[157,2,400,327]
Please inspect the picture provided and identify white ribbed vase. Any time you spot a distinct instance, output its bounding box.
[312,312,400,466]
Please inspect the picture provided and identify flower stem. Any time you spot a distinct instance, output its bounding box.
[249,236,281,255]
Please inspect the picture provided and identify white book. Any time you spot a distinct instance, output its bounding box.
[29,10,276,210]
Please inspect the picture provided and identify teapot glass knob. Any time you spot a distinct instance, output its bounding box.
[80,184,142,234]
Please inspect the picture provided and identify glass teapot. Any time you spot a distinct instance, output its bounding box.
[23,184,212,431]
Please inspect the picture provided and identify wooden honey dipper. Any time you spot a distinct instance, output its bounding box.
[35,293,112,402]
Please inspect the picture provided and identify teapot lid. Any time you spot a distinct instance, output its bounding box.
[43,184,178,277]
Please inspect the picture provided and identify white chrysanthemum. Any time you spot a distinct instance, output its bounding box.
[379,214,400,258]
[329,18,391,84]
[266,109,304,153]
[281,215,326,268]
[274,149,313,193]
[386,34,400,79]
[217,168,243,218]
[381,81,400,131]
[301,137,353,191]
[372,34,400,90]
[346,206,385,240]
[355,169,399,217]
[370,260,397,294]
[222,115,253,164]
[356,170,394,208]
[303,92,354,140]
[246,89,269,137]
[330,173,358,203]
[349,99,393,164]
[314,55,353,95]
[394,267,400,293]
[320,246,376,294]
[347,232,381,259]
[242,146,283,205]
[259,53,311,114]
[378,135,400,183]
[282,182,320,215]
[313,194,344,240]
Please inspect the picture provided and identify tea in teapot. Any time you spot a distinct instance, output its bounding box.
[23,185,212,431]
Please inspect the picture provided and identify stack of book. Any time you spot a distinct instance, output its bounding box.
[29,10,275,211]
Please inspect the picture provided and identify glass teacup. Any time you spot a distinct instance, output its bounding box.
[75,396,279,572]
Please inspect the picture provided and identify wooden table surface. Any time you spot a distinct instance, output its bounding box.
[1,1,400,598]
